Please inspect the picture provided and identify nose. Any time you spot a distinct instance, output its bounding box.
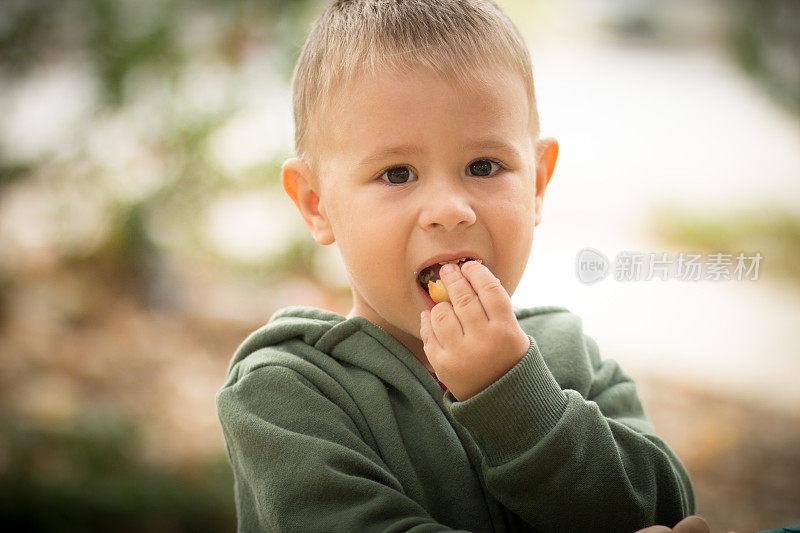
[418,178,477,232]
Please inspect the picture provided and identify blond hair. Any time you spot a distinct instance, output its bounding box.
[291,0,540,170]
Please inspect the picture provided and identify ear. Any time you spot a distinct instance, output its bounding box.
[533,137,558,227]
[281,157,335,245]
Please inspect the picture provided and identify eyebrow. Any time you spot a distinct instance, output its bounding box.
[357,144,424,169]
[356,138,520,168]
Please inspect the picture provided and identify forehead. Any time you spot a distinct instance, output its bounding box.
[313,65,532,170]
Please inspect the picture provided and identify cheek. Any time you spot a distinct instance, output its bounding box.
[488,188,535,282]
[331,208,405,286]
[492,184,535,227]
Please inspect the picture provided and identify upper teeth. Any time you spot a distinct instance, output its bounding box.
[416,258,474,282]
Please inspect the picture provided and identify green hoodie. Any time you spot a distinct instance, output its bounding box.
[216,305,694,532]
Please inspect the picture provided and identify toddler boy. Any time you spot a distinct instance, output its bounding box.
[217,1,697,531]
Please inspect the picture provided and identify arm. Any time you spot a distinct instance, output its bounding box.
[216,361,468,533]
[445,335,694,532]
[420,261,694,532]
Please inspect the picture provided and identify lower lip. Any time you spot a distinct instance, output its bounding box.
[418,281,437,310]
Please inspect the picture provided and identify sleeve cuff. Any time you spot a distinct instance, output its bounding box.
[444,335,569,465]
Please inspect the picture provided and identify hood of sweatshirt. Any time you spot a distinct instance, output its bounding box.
[222,304,593,396]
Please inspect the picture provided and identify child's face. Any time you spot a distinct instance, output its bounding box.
[285,65,556,362]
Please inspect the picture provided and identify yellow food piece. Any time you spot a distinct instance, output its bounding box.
[427,280,449,303]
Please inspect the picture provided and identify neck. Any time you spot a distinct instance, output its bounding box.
[346,307,432,372]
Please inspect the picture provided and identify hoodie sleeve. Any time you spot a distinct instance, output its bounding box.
[216,358,471,533]
[443,331,695,533]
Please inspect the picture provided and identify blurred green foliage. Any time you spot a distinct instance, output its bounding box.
[728,0,800,115]
[652,205,800,282]
[0,0,328,286]
[0,415,234,532]
[0,0,319,94]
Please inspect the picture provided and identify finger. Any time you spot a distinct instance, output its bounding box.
[672,516,710,533]
[429,300,464,343]
[439,262,488,324]
[633,527,671,533]
[419,310,444,359]
[459,261,515,322]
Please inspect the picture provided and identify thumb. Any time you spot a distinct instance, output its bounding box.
[672,516,710,533]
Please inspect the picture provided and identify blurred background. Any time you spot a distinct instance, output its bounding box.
[0,0,798,531]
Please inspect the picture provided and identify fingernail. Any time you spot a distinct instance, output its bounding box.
[440,263,457,277]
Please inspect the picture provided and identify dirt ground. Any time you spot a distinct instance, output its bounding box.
[638,375,800,533]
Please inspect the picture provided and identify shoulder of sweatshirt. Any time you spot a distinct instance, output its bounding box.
[221,304,601,392]
[516,305,602,392]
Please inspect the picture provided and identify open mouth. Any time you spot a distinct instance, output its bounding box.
[416,257,480,292]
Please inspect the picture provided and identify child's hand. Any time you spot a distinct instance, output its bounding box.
[419,260,530,401]
[634,515,711,533]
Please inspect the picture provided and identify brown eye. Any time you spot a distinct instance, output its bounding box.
[468,159,499,177]
[381,166,417,184]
